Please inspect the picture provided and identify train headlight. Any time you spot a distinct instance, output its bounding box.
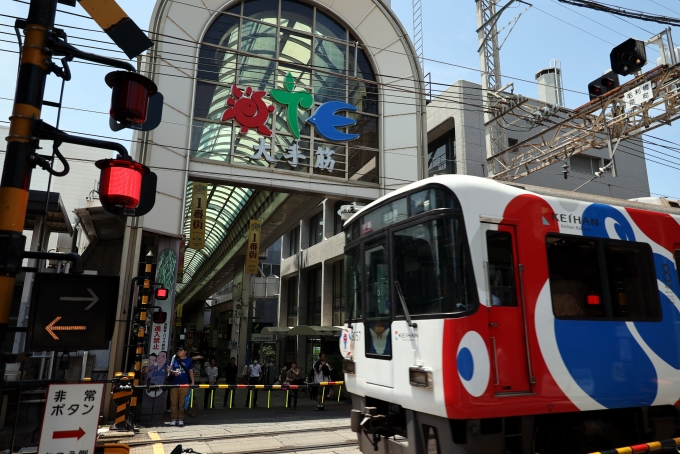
[343,358,356,375]
[409,366,433,388]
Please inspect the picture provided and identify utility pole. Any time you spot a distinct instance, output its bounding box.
[0,0,57,380]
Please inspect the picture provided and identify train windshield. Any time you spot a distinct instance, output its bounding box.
[343,186,478,325]
[393,218,475,316]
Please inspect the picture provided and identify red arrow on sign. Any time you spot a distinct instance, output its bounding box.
[53,427,86,440]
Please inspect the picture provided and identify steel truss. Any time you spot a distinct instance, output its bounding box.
[487,64,680,181]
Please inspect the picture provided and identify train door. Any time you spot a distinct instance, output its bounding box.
[363,235,394,387]
[482,223,532,394]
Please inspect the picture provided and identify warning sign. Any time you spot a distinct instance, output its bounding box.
[38,383,104,454]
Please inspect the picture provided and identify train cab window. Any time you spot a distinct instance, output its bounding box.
[345,247,362,321]
[364,236,391,356]
[393,218,475,316]
[486,231,517,307]
[359,198,407,236]
[547,234,660,320]
[409,188,456,216]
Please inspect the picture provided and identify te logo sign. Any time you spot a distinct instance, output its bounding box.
[221,73,360,143]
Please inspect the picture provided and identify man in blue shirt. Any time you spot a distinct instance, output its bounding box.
[167,346,194,426]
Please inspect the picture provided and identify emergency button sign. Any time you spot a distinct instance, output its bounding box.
[38,383,104,454]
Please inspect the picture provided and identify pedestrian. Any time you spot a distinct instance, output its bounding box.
[167,345,195,426]
[223,357,238,407]
[285,361,302,409]
[203,358,218,409]
[244,357,262,407]
[313,352,331,411]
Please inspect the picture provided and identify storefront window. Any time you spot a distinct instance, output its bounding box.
[307,267,322,325]
[287,276,298,326]
[332,260,345,325]
[191,0,379,184]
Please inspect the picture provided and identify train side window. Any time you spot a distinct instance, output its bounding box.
[604,241,659,319]
[394,218,475,316]
[486,231,517,307]
[547,235,605,318]
[547,234,660,320]
[364,236,391,356]
[344,247,362,321]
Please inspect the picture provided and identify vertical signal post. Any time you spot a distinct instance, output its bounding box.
[129,254,154,418]
[0,0,57,383]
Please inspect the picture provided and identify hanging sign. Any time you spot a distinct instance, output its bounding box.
[245,219,262,275]
[188,182,208,249]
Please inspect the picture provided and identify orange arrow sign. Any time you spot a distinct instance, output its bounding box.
[45,316,86,341]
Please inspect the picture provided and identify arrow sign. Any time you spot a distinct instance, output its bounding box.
[45,316,87,340]
[59,288,99,310]
[53,428,86,440]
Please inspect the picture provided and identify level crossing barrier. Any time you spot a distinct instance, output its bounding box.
[142,381,345,409]
[588,437,680,454]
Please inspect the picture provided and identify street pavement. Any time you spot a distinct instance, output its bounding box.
[98,387,360,454]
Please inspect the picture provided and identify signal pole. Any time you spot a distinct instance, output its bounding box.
[0,0,57,376]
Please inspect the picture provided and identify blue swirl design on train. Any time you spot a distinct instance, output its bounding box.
[554,204,659,408]
[634,254,680,370]
[581,204,635,241]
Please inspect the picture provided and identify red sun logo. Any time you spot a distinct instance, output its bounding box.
[221,85,276,136]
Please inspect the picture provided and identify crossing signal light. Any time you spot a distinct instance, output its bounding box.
[610,38,647,76]
[588,71,620,100]
[106,71,164,132]
[96,159,157,217]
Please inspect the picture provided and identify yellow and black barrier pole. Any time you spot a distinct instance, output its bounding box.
[110,372,135,430]
[129,254,154,423]
[0,0,57,387]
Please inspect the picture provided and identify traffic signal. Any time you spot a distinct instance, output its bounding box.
[610,38,647,76]
[588,71,620,100]
[106,71,164,132]
[96,159,157,217]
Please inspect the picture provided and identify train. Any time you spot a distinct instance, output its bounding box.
[339,175,680,454]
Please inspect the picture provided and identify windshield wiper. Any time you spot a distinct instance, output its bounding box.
[395,281,417,328]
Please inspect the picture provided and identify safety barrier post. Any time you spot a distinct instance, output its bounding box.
[110,372,134,430]
[267,390,270,408]
[338,385,342,402]
[285,389,289,408]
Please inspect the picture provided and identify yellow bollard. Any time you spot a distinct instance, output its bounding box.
[249,388,253,408]
[338,385,342,402]
[286,390,289,408]
[268,390,270,408]
[230,389,233,408]
[321,386,325,404]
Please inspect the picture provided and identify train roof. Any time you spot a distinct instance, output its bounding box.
[343,175,680,226]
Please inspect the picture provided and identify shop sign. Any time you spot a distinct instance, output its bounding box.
[245,219,262,275]
[221,73,362,172]
[251,334,273,342]
[188,182,208,249]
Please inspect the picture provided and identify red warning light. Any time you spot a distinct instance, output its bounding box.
[106,71,158,124]
[155,287,169,301]
[587,295,601,305]
[95,159,149,209]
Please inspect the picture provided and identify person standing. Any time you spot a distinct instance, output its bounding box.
[203,358,218,409]
[313,352,331,411]
[223,357,238,407]
[244,357,262,407]
[285,361,301,409]
[167,346,195,426]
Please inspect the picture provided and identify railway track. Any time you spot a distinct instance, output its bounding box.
[122,424,358,453]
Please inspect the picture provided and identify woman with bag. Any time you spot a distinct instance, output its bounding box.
[166,345,194,426]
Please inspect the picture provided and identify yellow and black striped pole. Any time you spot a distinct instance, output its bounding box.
[0,0,57,385]
[110,372,135,430]
[129,254,154,421]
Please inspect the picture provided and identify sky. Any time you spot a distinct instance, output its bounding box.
[1,0,680,199]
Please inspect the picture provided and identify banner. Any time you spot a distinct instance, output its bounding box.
[188,182,208,249]
[245,219,262,275]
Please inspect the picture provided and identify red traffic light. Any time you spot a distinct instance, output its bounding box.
[588,84,602,96]
[95,159,149,209]
[155,287,168,300]
[601,78,616,88]
[106,71,157,124]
